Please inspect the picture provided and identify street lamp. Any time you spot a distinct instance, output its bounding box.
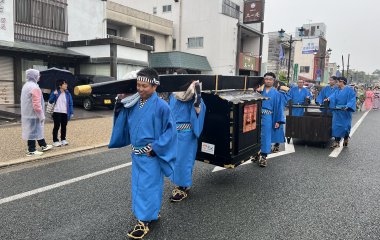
[313,48,332,56]
[313,48,332,83]
[278,27,305,85]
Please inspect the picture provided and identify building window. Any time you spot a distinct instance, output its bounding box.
[188,37,203,48]
[163,5,172,13]
[222,0,240,19]
[173,39,176,50]
[140,34,155,50]
[14,0,67,46]
[300,66,310,73]
[153,7,157,14]
[311,26,316,36]
[107,28,117,36]
[15,0,66,32]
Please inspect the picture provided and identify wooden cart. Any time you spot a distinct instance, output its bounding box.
[285,102,334,147]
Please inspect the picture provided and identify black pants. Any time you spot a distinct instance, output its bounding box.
[28,139,47,152]
[53,112,68,142]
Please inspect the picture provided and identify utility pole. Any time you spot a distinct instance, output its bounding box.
[278,28,304,85]
[347,54,350,79]
[286,34,293,84]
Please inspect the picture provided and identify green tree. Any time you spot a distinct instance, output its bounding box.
[372,69,380,76]
[278,71,287,84]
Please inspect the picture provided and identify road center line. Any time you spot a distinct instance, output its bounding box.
[0,162,132,206]
[329,110,370,158]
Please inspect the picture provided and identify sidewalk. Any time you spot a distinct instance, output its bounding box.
[0,116,114,167]
[0,104,114,125]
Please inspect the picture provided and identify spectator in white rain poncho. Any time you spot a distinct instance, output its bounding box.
[21,69,53,156]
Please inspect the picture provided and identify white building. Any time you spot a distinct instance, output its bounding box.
[106,1,174,53]
[295,22,327,39]
[293,37,329,84]
[291,22,329,84]
[0,0,154,104]
[111,0,263,75]
[261,32,294,81]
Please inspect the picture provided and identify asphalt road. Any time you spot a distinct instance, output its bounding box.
[0,111,379,240]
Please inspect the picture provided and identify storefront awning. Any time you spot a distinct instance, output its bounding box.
[149,51,212,71]
[0,40,89,59]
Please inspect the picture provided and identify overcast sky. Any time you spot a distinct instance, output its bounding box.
[263,0,378,73]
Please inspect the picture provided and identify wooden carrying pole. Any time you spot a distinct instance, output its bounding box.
[74,75,264,96]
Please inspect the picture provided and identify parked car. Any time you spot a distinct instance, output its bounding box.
[73,75,117,110]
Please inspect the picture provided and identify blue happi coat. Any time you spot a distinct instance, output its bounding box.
[109,92,177,221]
[271,90,289,143]
[288,87,313,116]
[316,85,338,112]
[169,94,206,187]
[261,87,285,154]
[328,86,356,138]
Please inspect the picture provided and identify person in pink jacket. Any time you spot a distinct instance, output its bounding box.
[364,87,374,111]
[372,86,380,110]
[20,69,53,156]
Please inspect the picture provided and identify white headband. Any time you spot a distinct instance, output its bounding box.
[137,76,160,85]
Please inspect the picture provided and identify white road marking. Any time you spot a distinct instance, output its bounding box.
[212,139,295,172]
[0,162,132,206]
[329,110,370,158]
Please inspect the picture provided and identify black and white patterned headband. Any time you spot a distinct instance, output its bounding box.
[137,76,160,85]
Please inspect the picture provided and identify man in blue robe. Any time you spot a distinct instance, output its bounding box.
[316,76,338,112]
[168,78,206,202]
[258,72,285,167]
[109,68,177,239]
[288,79,313,116]
[325,77,356,148]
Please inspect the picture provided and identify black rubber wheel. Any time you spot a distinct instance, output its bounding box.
[83,98,93,111]
[287,137,291,144]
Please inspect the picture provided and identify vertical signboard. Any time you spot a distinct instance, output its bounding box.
[313,57,319,80]
[243,1,265,24]
[0,0,14,41]
[293,63,299,82]
[243,104,257,133]
[239,53,256,71]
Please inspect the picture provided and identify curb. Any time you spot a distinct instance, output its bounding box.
[0,115,113,129]
[0,109,21,119]
[0,142,109,168]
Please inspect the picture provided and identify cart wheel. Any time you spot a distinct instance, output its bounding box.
[287,138,291,144]
[321,143,327,148]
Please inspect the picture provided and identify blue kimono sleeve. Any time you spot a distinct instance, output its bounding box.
[273,92,285,125]
[152,104,177,160]
[108,108,131,148]
[190,100,206,138]
[279,90,290,108]
[306,89,313,99]
[328,91,338,108]
[346,88,357,112]
[152,102,177,177]
[316,88,326,104]
[287,88,293,100]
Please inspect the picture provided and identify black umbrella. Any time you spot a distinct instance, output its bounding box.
[39,68,76,91]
